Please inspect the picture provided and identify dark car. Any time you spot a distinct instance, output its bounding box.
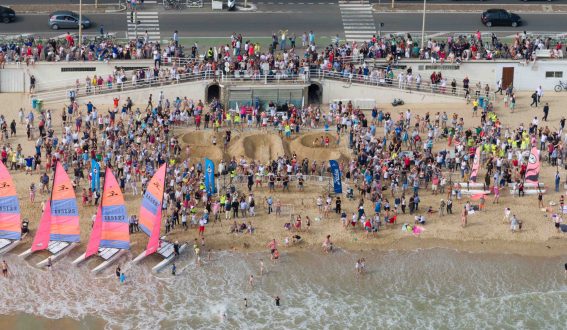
[0,5,16,23]
[48,11,91,30]
[481,9,522,27]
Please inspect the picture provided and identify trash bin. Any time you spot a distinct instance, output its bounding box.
[32,98,38,109]
[36,99,43,112]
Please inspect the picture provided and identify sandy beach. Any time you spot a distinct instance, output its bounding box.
[0,90,566,261]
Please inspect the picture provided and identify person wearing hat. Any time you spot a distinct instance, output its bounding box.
[173,241,180,256]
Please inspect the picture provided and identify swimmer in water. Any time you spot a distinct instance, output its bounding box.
[249,275,254,288]
[244,298,248,308]
[259,259,264,276]
[2,260,8,277]
[274,296,280,306]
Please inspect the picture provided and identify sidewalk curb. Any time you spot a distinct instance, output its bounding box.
[105,3,127,13]
[372,4,567,14]
[236,3,258,11]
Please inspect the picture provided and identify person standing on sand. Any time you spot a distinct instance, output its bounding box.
[2,260,8,277]
[447,198,453,214]
[248,275,254,288]
[115,266,121,279]
[492,185,500,204]
[461,206,468,228]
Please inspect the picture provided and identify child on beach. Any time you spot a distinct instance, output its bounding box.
[29,183,36,203]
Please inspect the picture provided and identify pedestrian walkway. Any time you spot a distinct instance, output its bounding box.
[339,0,376,43]
[127,11,161,41]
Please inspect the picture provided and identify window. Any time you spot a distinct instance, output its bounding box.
[545,71,563,78]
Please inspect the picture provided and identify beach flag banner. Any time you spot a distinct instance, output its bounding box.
[139,164,166,256]
[469,147,481,183]
[50,162,80,242]
[31,200,52,252]
[91,159,101,192]
[99,169,129,250]
[329,160,343,194]
[525,147,540,184]
[0,161,21,240]
[204,158,216,195]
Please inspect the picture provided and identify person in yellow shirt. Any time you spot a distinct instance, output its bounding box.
[472,99,479,117]
[226,112,232,128]
[234,113,241,130]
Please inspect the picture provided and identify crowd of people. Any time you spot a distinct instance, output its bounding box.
[1,29,564,72]
[0,63,566,271]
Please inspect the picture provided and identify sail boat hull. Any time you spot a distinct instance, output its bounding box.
[132,249,149,264]
[72,252,87,265]
[0,239,21,255]
[92,249,128,273]
[152,243,187,273]
[36,242,79,267]
[19,247,34,259]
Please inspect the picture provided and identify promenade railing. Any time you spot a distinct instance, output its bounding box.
[31,67,494,103]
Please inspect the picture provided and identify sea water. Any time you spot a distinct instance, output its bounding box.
[1,248,566,329]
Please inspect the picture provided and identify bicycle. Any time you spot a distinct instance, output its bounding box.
[163,0,182,10]
[554,80,567,92]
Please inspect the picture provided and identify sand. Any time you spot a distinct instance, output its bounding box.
[1,90,567,264]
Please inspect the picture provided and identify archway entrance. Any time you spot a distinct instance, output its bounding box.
[206,84,220,103]
[307,83,322,105]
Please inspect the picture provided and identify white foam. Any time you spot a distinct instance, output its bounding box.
[0,250,566,328]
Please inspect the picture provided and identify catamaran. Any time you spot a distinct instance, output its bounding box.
[73,168,130,273]
[0,160,24,255]
[19,162,80,266]
[510,146,546,195]
[457,147,489,190]
[131,164,186,272]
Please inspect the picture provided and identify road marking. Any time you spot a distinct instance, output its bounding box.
[340,0,376,43]
[127,10,161,40]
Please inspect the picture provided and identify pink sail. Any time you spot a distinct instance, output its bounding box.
[85,169,129,258]
[469,147,481,183]
[147,207,162,256]
[0,160,21,240]
[139,164,167,256]
[50,162,80,242]
[31,200,52,252]
[525,147,540,184]
[85,204,103,258]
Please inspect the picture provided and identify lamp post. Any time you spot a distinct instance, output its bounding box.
[79,0,83,47]
[420,0,426,52]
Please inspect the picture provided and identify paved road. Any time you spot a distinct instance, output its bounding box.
[5,0,567,4]
[3,10,567,38]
